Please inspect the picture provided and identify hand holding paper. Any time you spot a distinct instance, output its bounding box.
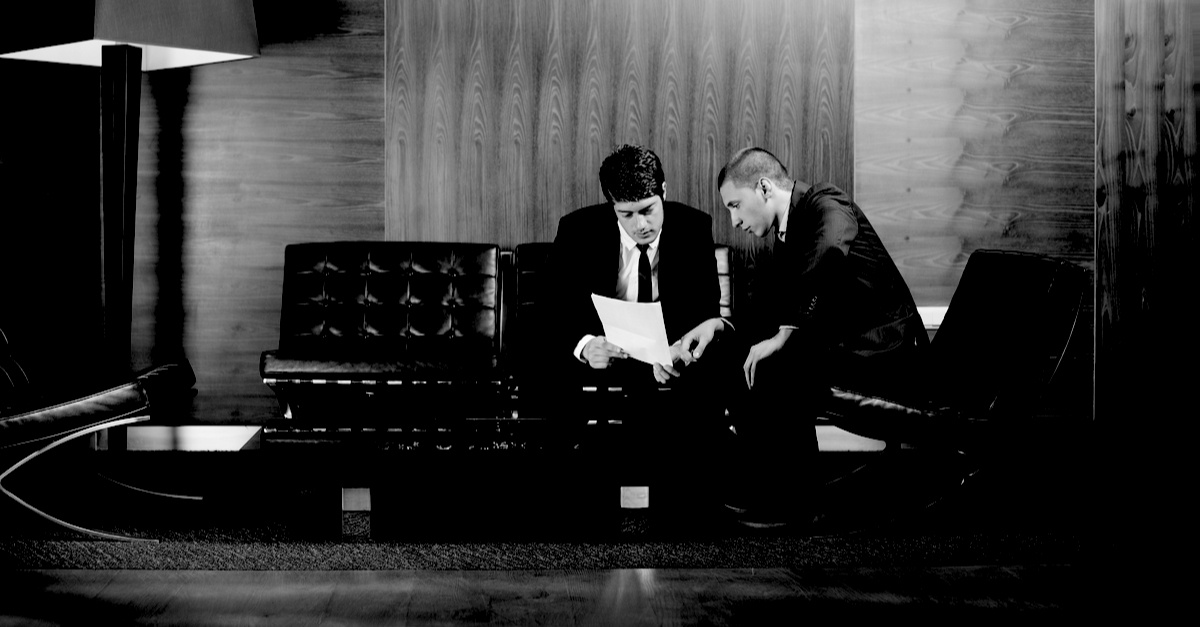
[590,294,672,366]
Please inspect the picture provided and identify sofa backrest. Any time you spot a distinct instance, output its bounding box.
[276,242,502,369]
[928,249,1086,418]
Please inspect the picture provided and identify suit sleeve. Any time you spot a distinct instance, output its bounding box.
[544,213,605,364]
[662,210,721,343]
[778,192,857,335]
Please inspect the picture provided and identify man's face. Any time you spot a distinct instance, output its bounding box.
[720,180,773,238]
[613,195,665,244]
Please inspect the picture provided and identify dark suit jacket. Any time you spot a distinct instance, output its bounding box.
[544,201,721,372]
[772,183,927,396]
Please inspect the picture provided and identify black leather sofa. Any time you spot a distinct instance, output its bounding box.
[257,242,1089,530]
[259,243,1086,463]
[258,242,510,450]
[258,240,734,450]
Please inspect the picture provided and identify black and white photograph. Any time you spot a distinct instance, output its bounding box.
[2,0,1195,623]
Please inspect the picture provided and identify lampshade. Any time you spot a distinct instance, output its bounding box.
[0,0,259,71]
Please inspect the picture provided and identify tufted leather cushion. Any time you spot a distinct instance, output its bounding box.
[512,243,554,362]
[268,242,502,380]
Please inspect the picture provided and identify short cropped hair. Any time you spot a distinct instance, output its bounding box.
[599,144,665,203]
[717,147,790,190]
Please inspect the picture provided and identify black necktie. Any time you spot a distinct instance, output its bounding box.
[636,243,653,303]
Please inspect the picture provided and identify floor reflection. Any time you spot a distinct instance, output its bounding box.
[587,569,660,626]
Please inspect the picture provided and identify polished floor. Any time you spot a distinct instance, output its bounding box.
[2,423,1132,624]
[2,499,1108,622]
[5,564,1102,625]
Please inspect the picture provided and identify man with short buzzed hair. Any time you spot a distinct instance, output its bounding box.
[681,146,927,528]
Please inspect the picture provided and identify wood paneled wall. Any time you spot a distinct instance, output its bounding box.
[855,0,1096,423]
[855,0,1095,307]
[384,0,854,253]
[1095,0,1198,426]
[10,0,1146,426]
[131,0,385,422]
[127,0,851,424]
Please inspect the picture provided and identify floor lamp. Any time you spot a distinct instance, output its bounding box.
[0,0,259,370]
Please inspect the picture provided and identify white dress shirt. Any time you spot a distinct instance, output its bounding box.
[615,222,660,303]
[573,224,662,360]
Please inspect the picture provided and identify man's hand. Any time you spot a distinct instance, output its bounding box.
[651,342,690,384]
[679,317,727,361]
[582,336,628,369]
[743,327,792,389]
[654,318,727,384]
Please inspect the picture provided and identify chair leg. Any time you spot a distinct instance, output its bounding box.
[0,415,158,542]
[918,448,983,512]
[97,473,203,501]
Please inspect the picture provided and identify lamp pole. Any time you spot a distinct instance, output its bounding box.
[99,44,141,372]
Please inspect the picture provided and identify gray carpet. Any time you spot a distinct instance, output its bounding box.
[2,530,1086,571]
[2,497,1089,571]
[1,441,1099,571]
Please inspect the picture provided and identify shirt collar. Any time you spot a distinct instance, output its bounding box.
[617,222,662,252]
[780,182,809,242]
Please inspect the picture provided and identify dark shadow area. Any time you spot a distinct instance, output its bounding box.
[0,433,1095,548]
[0,60,103,397]
[0,412,1101,613]
[147,69,191,368]
[253,0,349,44]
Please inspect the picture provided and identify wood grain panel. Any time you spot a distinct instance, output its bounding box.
[132,0,385,423]
[385,0,854,257]
[856,0,1095,424]
[856,0,1095,307]
[1095,0,1199,427]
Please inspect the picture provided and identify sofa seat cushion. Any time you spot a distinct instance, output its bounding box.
[261,349,501,383]
[0,380,148,448]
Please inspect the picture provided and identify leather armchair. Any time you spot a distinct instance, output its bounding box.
[259,242,507,439]
[1,327,197,541]
[822,249,1088,516]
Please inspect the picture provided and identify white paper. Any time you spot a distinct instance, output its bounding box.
[590,293,673,366]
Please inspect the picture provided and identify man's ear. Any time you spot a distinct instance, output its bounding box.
[759,178,773,199]
[660,181,667,201]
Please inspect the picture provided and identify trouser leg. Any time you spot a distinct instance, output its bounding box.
[725,349,822,516]
[586,337,737,516]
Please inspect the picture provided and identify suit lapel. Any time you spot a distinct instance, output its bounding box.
[656,204,671,301]
[589,206,621,298]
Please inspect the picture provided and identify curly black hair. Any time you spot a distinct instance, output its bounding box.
[598,144,665,203]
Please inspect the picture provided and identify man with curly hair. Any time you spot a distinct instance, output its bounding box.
[542,144,734,522]
[545,144,730,386]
